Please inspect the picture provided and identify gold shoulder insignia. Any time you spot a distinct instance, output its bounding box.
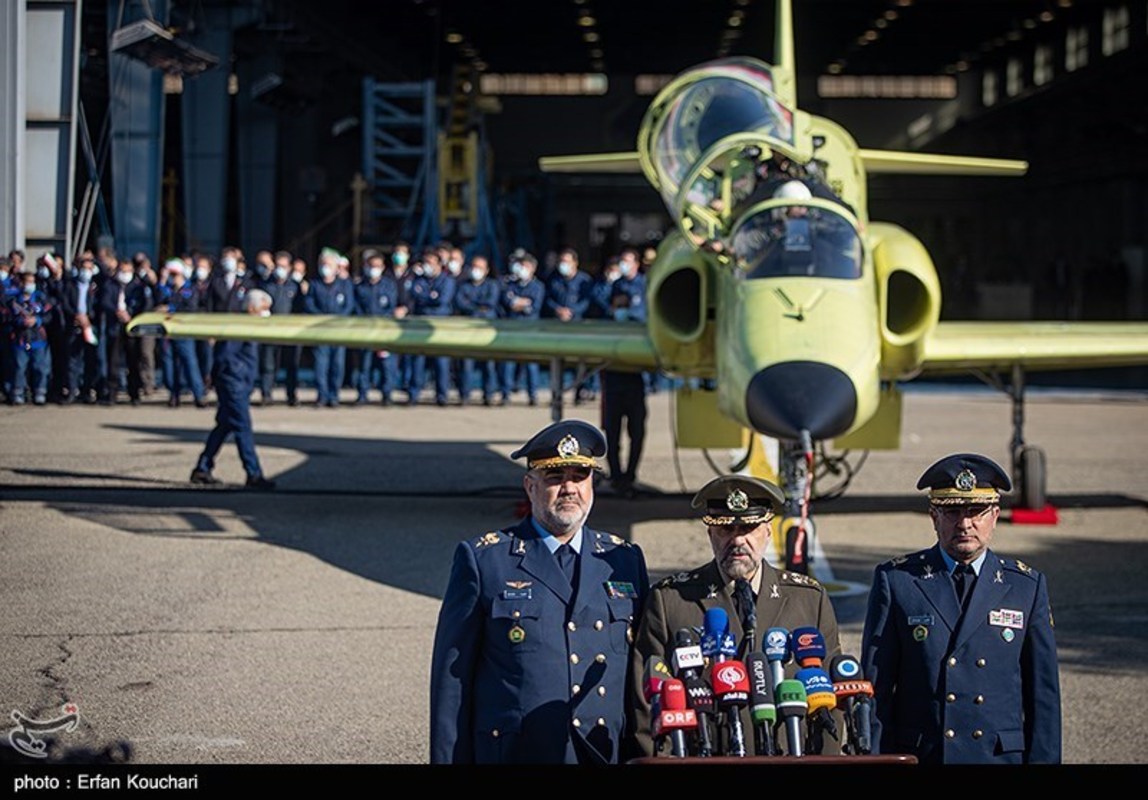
[608,533,629,547]
[889,555,908,566]
[1015,560,1033,575]
[783,572,821,588]
[475,531,502,548]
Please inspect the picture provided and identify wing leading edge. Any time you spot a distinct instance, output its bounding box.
[922,321,1148,374]
[127,312,659,370]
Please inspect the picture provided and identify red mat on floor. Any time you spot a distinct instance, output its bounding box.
[1008,506,1059,525]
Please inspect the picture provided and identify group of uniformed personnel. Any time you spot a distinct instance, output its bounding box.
[429,420,1062,765]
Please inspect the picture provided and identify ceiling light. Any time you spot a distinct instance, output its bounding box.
[446,32,463,44]
[583,31,599,42]
[578,15,596,27]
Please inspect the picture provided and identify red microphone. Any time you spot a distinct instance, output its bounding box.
[655,678,697,757]
[711,659,751,756]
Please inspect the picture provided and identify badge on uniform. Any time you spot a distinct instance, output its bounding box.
[502,588,532,601]
[908,615,934,626]
[508,625,526,644]
[605,581,638,600]
[913,625,929,642]
[990,608,1025,629]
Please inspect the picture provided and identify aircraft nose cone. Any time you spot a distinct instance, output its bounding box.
[745,361,858,440]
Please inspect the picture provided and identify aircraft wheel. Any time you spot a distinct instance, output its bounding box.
[1017,445,1047,510]
[780,516,814,575]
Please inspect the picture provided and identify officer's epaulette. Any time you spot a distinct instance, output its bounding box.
[473,530,506,549]
[593,531,631,550]
[780,571,821,589]
[655,570,700,590]
[1000,558,1040,579]
[885,549,927,568]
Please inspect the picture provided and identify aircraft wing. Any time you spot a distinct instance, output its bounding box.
[921,321,1148,374]
[127,312,659,370]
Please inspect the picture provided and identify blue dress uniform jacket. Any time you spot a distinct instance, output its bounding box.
[861,545,1061,763]
[430,518,649,764]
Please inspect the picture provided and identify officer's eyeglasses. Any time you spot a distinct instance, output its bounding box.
[536,467,593,486]
[934,505,996,522]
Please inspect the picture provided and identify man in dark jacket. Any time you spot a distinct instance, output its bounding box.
[189,289,276,490]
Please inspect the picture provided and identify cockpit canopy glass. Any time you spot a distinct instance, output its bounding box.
[730,202,862,280]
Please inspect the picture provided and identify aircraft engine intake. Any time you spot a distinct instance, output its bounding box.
[646,231,716,374]
[869,222,942,380]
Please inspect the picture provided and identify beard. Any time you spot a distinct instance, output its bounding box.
[719,544,760,581]
[536,494,591,537]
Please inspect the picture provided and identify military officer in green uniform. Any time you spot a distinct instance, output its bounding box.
[625,474,844,758]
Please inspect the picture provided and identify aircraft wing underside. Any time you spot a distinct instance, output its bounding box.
[921,321,1148,374]
[127,312,660,370]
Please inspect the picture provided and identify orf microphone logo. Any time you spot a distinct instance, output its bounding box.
[715,663,747,686]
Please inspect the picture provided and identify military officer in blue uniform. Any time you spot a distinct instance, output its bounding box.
[189,289,276,491]
[430,420,650,764]
[861,453,1061,764]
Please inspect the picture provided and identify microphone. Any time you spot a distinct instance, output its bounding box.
[673,629,715,757]
[830,654,874,755]
[797,666,838,755]
[746,652,777,756]
[643,655,673,748]
[790,626,827,668]
[701,607,737,662]
[774,678,807,756]
[763,627,790,689]
[711,658,750,757]
[655,678,698,757]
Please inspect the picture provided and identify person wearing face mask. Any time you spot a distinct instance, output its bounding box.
[5,263,56,405]
[353,251,400,406]
[453,254,501,405]
[189,289,276,491]
[157,258,207,409]
[499,251,545,406]
[388,243,414,397]
[206,246,250,313]
[40,254,71,403]
[0,258,13,402]
[257,250,304,407]
[132,252,161,398]
[60,255,103,404]
[544,247,595,404]
[305,247,355,407]
[407,250,456,406]
[97,259,153,405]
[599,247,650,498]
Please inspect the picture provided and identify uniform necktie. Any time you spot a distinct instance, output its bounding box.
[734,578,757,655]
[954,563,975,607]
[556,544,576,587]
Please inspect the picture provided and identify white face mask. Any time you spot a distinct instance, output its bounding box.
[116,271,133,285]
[23,281,36,294]
[510,262,524,279]
[605,271,620,284]
[558,261,575,277]
[0,270,8,281]
[470,267,485,282]
[274,266,289,282]
[319,264,335,280]
[447,259,462,276]
[78,269,93,282]
[221,257,238,273]
[37,266,50,279]
[291,271,303,283]
[195,266,210,282]
[259,309,271,318]
[368,267,384,281]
